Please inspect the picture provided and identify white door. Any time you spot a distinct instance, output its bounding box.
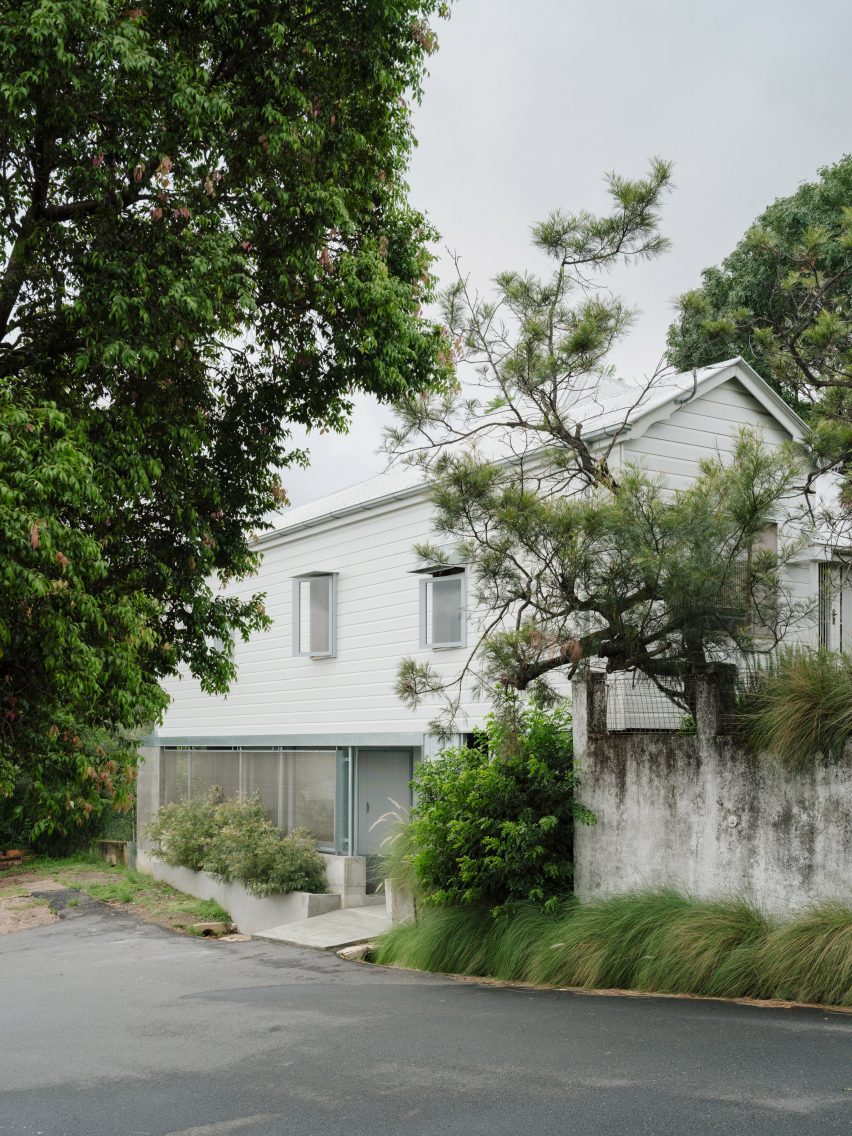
[355,749,413,889]
[818,563,852,653]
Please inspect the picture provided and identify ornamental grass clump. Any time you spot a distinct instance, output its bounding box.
[737,648,852,770]
[146,793,327,897]
[372,891,852,1008]
[755,904,852,1007]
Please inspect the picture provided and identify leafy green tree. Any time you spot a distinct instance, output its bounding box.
[0,393,167,848]
[666,156,852,501]
[387,164,807,730]
[0,1,451,846]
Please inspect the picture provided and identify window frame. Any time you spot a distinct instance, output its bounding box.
[419,566,467,650]
[719,524,780,638]
[292,572,337,658]
[818,560,852,653]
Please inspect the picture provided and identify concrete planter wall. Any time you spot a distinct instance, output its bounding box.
[97,840,136,868]
[136,851,340,934]
[319,852,370,906]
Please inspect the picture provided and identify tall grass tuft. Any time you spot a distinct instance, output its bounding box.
[373,906,495,975]
[634,897,769,997]
[377,811,423,902]
[738,649,852,770]
[529,891,692,989]
[756,904,852,1007]
[372,891,852,1008]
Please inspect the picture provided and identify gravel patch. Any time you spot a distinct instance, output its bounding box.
[0,894,56,936]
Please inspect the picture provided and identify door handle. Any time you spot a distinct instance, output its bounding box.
[365,801,370,814]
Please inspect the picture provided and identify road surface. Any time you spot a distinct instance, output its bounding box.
[1,897,849,1135]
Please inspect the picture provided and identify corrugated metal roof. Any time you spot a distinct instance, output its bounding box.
[259,359,752,542]
[260,464,427,540]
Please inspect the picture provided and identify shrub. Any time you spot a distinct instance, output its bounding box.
[399,698,594,913]
[737,648,852,769]
[372,891,852,1008]
[145,796,216,872]
[145,793,327,897]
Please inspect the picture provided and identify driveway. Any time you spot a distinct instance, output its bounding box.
[1,900,849,1136]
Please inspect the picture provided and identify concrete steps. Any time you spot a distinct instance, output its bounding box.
[253,904,392,950]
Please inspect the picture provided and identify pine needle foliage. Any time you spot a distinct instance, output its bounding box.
[386,159,808,735]
[372,891,852,1008]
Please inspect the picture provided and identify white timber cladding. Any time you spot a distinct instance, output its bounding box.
[616,376,813,642]
[157,492,487,739]
[156,363,823,742]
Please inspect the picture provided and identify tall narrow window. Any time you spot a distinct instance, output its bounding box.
[818,562,852,653]
[292,573,336,657]
[819,562,834,650]
[420,568,466,649]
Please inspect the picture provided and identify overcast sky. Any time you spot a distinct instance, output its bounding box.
[282,0,852,507]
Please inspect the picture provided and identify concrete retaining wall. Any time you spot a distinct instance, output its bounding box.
[136,852,340,934]
[572,675,852,917]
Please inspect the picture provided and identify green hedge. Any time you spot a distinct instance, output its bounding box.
[373,891,852,1007]
[146,794,327,897]
[394,699,594,913]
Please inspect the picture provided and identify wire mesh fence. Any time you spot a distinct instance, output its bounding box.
[98,801,136,842]
[604,672,699,735]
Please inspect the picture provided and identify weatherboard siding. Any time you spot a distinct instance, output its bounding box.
[620,379,789,489]
[157,493,487,740]
[157,373,818,741]
[619,378,815,644]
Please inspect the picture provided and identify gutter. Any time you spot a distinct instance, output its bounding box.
[257,358,801,546]
[259,416,641,547]
[255,481,428,546]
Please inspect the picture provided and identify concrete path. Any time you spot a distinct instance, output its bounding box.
[1,900,850,1136]
[253,901,392,948]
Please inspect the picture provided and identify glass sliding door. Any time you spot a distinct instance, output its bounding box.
[158,746,348,853]
[288,749,337,847]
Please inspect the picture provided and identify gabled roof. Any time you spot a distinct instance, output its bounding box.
[259,358,808,543]
[600,356,808,442]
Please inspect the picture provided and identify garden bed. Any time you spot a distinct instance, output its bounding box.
[136,851,340,934]
[372,892,852,1008]
[0,853,234,936]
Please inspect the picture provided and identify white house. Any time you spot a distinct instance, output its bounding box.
[136,358,847,892]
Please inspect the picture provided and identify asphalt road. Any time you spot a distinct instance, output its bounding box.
[1,898,850,1136]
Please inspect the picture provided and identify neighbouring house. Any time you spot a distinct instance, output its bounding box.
[136,358,847,897]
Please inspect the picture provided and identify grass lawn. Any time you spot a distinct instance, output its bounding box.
[1,851,232,935]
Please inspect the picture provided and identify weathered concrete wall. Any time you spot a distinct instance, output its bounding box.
[572,676,852,916]
[136,745,160,845]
